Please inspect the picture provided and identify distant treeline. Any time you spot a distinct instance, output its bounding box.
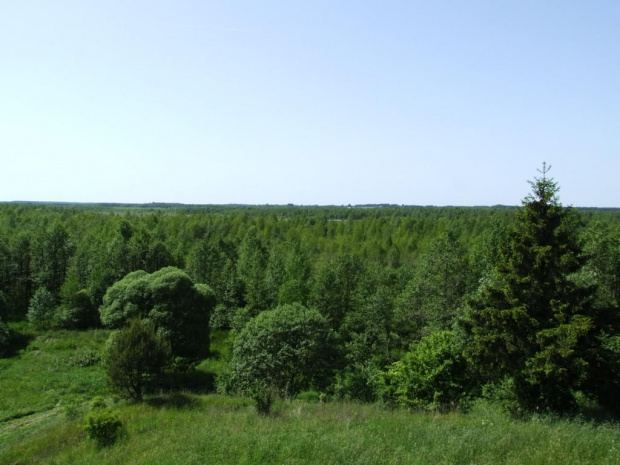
[1,202,620,320]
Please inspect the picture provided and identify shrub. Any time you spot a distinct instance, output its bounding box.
[210,303,236,330]
[27,287,56,329]
[296,390,326,403]
[331,361,383,403]
[61,395,83,420]
[89,396,108,410]
[229,304,334,413]
[381,331,471,411]
[56,289,100,329]
[251,384,277,415]
[69,348,101,367]
[481,377,522,417]
[84,406,123,447]
[105,318,170,401]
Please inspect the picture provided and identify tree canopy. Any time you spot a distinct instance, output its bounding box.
[100,267,215,360]
[229,303,334,404]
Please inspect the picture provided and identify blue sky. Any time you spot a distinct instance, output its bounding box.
[1,1,618,206]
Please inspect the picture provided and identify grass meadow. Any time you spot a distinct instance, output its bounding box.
[1,327,620,464]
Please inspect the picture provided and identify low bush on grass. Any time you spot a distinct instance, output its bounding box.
[84,398,123,447]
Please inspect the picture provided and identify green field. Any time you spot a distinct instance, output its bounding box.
[2,328,620,465]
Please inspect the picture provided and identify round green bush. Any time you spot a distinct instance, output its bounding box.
[84,407,123,447]
[381,331,471,411]
[229,303,334,411]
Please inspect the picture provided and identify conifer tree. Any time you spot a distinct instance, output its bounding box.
[105,318,170,401]
[464,164,598,413]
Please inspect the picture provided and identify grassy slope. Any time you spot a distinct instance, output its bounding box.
[0,327,110,423]
[2,328,620,464]
[2,396,620,465]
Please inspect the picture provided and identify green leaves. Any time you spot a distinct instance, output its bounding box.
[382,331,471,411]
[100,267,214,360]
[396,231,471,339]
[229,304,333,404]
[27,287,56,329]
[84,399,124,447]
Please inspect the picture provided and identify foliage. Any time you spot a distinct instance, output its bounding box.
[1,197,620,419]
[69,347,102,367]
[277,240,313,306]
[311,253,363,330]
[89,395,108,410]
[236,227,271,314]
[252,385,277,415]
[382,331,471,411]
[27,287,56,329]
[463,165,601,413]
[0,316,9,357]
[581,222,620,307]
[229,303,334,407]
[100,267,214,360]
[61,394,83,420]
[84,402,123,447]
[187,239,242,321]
[0,201,610,323]
[336,266,410,401]
[105,318,171,401]
[395,231,471,339]
[583,333,620,416]
[57,289,100,329]
[30,223,74,296]
[331,361,383,403]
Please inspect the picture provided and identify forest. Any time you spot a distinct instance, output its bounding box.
[2,170,620,463]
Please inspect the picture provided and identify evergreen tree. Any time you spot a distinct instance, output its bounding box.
[105,318,170,401]
[464,164,598,413]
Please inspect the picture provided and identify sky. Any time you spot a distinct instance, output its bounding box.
[1,1,619,207]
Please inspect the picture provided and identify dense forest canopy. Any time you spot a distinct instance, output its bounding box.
[1,201,619,320]
[2,189,620,415]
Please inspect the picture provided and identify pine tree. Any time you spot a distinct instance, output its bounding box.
[464,164,598,413]
[105,318,170,401]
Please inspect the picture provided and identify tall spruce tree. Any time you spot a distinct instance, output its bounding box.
[464,164,598,413]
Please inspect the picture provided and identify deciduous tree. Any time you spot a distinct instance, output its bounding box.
[229,303,334,412]
[100,267,214,360]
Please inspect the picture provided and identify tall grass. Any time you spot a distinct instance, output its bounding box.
[2,396,620,464]
[0,327,110,423]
